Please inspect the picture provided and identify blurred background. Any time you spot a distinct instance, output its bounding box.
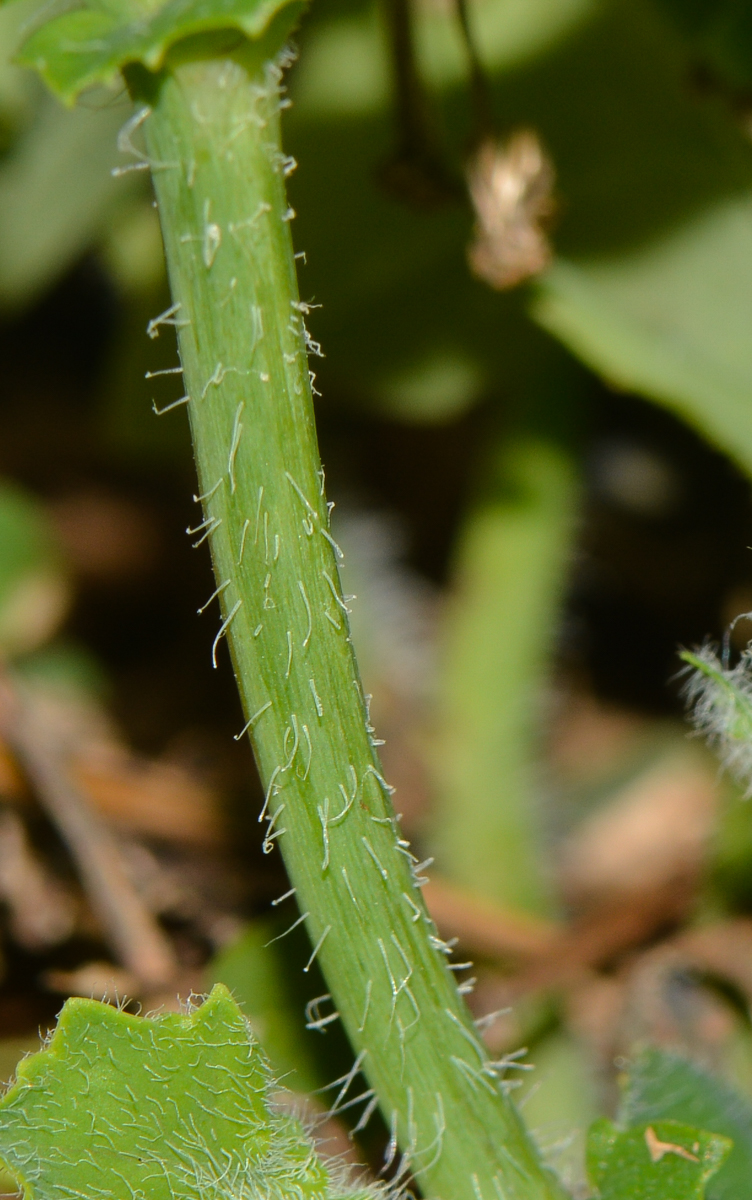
[2,0,752,1188]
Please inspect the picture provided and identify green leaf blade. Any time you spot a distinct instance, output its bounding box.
[17,11,122,101]
[619,1046,752,1200]
[0,983,368,1200]
[15,0,304,103]
[587,1118,732,1200]
[533,195,752,481]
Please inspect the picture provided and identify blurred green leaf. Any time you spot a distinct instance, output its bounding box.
[100,196,165,294]
[534,198,752,479]
[587,1118,731,1200]
[524,1,752,480]
[416,0,602,89]
[651,0,752,90]
[0,480,69,657]
[430,434,579,913]
[15,640,109,699]
[711,779,752,911]
[0,0,42,147]
[517,1029,599,1194]
[0,0,148,307]
[619,1047,752,1200]
[291,0,601,120]
[0,89,142,308]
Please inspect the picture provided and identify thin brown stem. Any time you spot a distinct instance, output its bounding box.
[0,675,177,990]
[379,0,459,205]
[0,804,76,950]
[454,0,495,143]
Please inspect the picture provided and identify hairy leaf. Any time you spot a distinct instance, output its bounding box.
[680,646,752,792]
[587,1118,731,1200]
[0,983,374,1200]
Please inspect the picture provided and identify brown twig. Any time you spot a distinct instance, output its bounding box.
[0,674,177,991]
[425,872,696,996]
[0,804,76,950]
[515,875,697,995]
[423,876,557,962]
[73,750,223,847]
[453,0,494,144]
[0,732,224,847]
[672,918,752,1009]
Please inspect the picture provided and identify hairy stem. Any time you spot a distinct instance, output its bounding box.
[137,44,562,1200]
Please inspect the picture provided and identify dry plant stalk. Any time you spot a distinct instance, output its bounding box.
[0,805,76,950]
[0,675,177,990]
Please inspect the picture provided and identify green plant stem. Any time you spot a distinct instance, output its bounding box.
[431,435,579,915]
[136,43,562,1200]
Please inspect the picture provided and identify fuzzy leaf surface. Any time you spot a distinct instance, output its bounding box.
[0,982,367,1200]
[680,646,752,791]
[587,1118,731,1200]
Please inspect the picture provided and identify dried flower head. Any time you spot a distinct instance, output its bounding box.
[466,130,555,290]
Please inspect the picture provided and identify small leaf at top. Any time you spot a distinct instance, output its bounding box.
[15,0,304,104]
[587,1118,732,1200]
[0,982,374,1200]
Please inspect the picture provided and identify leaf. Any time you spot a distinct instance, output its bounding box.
[0,92,141,307]
[533,197,752,480]
[16,0,305,103]
[207,918,328,1094]
[0,983,374,1200]
[0,0,144,310]
[651,0,752,89]
[679,645,752,793]
[619,1046,752,1200]
[587,1118,731,1200]
[431,435,579,914]
[0,0,43,142]
[290,0,600,120]
[0,480,69,656]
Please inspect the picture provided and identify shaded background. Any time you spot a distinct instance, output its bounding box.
[3,0,752,1190]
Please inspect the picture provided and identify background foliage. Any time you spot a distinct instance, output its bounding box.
[2,0,752,1194]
